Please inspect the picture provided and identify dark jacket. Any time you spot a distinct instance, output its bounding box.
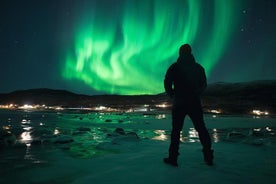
[164,53,207,102]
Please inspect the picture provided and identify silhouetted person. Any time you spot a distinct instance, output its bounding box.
[163,44,213,166]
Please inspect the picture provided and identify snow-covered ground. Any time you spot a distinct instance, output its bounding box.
[0,110,275,183]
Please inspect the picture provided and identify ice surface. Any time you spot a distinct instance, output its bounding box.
[0,110,275,183]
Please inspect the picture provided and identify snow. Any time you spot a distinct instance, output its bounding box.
[0,110,275,183]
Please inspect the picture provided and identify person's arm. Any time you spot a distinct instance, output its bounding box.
[196,66,207,96]
[164,64,175,98]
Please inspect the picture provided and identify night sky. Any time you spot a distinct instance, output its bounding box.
[1,0,275,95]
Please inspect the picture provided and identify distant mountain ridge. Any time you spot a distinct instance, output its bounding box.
[202,80,276,114]
[0,80,275,114]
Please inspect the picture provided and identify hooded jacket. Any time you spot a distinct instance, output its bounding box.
[164,53,207,101]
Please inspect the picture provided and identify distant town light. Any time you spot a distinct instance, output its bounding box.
[252,109,269,116]
[19,104,34,109]
[55,106,64,110]
[95,106,107,111]
[0,104,16,109]
[210,109,221,114]
[134,107,149,112]
[155,104,167,108]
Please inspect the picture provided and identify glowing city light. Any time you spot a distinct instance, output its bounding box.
[95,106,107,111]
[252,110,269,116]
[55,106,64,110]
[155,104,168,108]
[210,109,222,114]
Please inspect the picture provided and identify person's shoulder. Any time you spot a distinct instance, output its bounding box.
[195,62,205,70]
[171,62,178,67]
[168,62,178,70]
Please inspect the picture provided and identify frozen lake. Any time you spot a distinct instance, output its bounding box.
[0,110,275,183]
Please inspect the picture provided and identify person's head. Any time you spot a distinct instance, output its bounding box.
[179,44,192,56]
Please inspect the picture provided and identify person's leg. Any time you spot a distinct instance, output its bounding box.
[189,110,211,150]
[164,107,185,166]
[188,101,213,165]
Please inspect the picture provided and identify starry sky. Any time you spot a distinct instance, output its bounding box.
[0,0,275,95]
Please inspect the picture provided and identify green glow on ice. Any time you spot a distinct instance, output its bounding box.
[63,0,240,95]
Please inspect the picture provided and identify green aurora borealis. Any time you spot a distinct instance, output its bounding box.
[62,0,241,95]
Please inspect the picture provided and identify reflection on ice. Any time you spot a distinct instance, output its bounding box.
[2,125,11,133]
[1,110,276,162]
[21,119,31,124]
[150,129,205,143]
[187,128,199,143]
[212,129,219,143]
[266,127,272,132]
[152,130,168,141]
[54,128,60,135]
[22,126,32,131]
[20,118,33,145]
[21,132,32,142]
[155,114,166,119]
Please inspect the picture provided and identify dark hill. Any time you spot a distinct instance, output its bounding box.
[0,80,275,114]
[202,80,276,114]
[0,88,87,107]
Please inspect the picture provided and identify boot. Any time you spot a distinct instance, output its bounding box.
[202,149,214,166]
[163,157,178,167]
